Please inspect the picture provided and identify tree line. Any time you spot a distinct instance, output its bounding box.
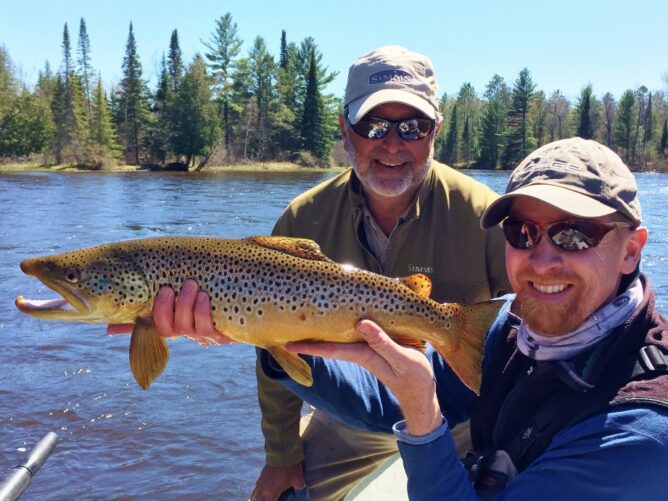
[0,14,340,169]
[0,14,666,170]
[435,69,668,170]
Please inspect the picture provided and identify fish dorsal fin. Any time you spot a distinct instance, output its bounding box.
[248,236,334,262]
[398,274,432,298]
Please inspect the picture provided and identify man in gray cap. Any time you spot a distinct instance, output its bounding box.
[288,137,668,499]
[113,46,509,500]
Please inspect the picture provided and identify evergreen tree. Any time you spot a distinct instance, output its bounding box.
[478,75,509,168]
[90,76,118,160]
[0,46,18,117]
[113,22,151,165]
[274,32,300,155]
[502,68,536,169]
[150,55,175,163]
[52,23,87,163]
[168,29,184,91]
[77,18,93,119]
[442,103,458,165]
[658,118,667,156]
[247,36,275,160]
[0,91,54,158]
[631,86,648,166]
[614,90,636,163]
[171,54,220,168]
[300,49,328,162]
[203,12,243,150]
[576,85,595,139]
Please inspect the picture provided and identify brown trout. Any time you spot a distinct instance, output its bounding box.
[15,236,501,391]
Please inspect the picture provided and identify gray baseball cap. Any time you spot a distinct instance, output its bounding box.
[480,137,642,229]
[344,45,441,125]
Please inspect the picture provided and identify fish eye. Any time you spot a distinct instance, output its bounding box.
[64,268,80,283]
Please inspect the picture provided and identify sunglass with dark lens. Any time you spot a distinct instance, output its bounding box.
[502,217,634,252]
[349,116,436,141]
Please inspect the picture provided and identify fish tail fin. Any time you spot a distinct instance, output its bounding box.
[430,300,503,395]
[129,317,169,390]
[267,346,314,387]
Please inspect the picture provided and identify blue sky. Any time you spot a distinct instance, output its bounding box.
[3,0,667,102]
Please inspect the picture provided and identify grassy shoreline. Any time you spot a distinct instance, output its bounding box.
[0,161,346,173]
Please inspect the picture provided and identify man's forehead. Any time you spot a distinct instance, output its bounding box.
[365,102,428,117]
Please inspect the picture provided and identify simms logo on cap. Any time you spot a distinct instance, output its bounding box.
[369,70,414,85]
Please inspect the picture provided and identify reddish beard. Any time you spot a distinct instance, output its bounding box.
[513,272,586,336]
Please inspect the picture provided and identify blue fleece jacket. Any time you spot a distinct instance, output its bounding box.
[262,296,668,500]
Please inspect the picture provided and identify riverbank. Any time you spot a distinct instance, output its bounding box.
[0,161,346,173]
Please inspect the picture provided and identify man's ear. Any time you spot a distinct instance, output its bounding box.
[621,227,648,274]
[339,115,351,153]
[434,121,442,135]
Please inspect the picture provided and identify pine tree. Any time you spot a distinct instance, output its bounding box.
[658,119,667,156]
[576,85,595,139]
[90,76,118,161]
[52,23,87,163]
[0,46,18,117]
[614,90,636,164]
[479,75,509,169]
[300,49,328,163]
[274,32,300,155]
[77,18,93,119]
[502,68,536,169]
[113,22,151,165]
[442,103,458,165]
[171,54,220,168]
[203,13,243,150]
[168,29,184,92]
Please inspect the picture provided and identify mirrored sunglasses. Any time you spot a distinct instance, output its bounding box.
[349,116,435,141]
[502,217,633,252]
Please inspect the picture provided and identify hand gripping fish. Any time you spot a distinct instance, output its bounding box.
[15,236,501,392]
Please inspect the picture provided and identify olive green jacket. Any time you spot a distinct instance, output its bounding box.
[258,161,510,466]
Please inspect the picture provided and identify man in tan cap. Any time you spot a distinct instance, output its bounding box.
[112,46,509,500]
[248,45,508,501]
[288,137,668,499]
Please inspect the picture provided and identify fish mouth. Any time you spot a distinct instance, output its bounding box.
[15,259,91,319]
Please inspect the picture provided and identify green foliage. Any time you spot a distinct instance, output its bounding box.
[113,22,151,165]
[0,91,55,157]
[89,78,119,160]
[575,85,595,139]
[614,90,636,163]
[479,75,510,168]
[502,68,537,169]
[659,119,668,156]
[171,55,220,165]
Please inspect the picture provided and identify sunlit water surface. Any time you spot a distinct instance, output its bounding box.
[0,169,666,499]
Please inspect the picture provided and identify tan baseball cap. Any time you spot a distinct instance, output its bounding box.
[480,137,642,229]
[344,45,441,125]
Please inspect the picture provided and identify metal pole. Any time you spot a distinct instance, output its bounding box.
[0,432,59,501]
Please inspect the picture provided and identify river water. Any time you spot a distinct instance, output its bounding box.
[1,169,667,499]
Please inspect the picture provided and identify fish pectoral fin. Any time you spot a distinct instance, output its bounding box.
[398,274,432,298]
[267,346,314,387]
[129,317,169,390]
[391,335,427,353]
[248,236,334,263]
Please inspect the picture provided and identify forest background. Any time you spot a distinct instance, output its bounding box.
[1,6,667,172]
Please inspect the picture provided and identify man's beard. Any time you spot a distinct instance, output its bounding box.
[349,150,432,198]
[514,275,588,336]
